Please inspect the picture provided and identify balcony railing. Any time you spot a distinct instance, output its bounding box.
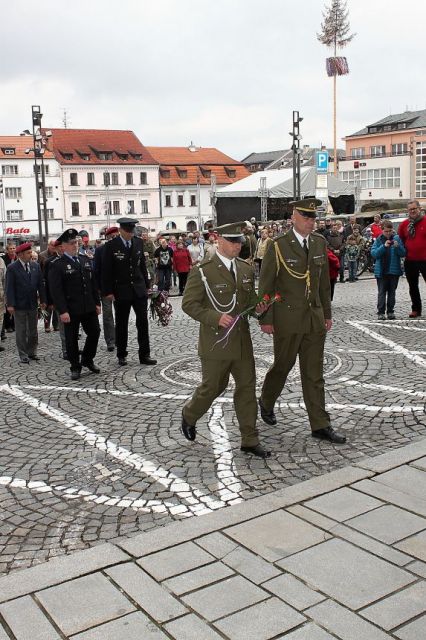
[340,151,412,161]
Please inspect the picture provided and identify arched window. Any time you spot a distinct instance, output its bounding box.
[166,221,177,230]
[187,220,197,232]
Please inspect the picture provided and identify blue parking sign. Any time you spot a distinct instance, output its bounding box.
[316,151,329,174]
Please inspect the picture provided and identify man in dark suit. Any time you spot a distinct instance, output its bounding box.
[343,215,363,240]
[94,226,119,352]
[5,242,46,363]
[101,217,156,366]
[49,229,101,380]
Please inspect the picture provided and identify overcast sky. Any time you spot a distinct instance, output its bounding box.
[2,0,425,160]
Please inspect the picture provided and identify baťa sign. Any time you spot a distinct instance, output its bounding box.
[5,227,31,235]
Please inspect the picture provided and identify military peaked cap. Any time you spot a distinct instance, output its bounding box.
[291,198,322,218]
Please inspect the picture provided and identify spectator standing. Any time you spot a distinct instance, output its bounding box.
[172,240,192,295]
[5,242,46,364]
[345,236,360,282]
[203,234,217,260]
[327,222,345,283]
[94,226,119,352]
[343,215,362,240]
[370,214,383,239]
[44,240,67,359]
[0,256,6,352]
[371,220,406,320]
[327,248,340,301]
[3,243,17,334]
[187,236,204,266]
[254,228,272,273]
[154,238,174,291]
[39,240,59,332]
[398,200,426,317]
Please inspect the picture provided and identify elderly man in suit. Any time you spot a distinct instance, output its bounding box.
[258,199,346,444]
[93,226,119,352]
[5,242,46,364]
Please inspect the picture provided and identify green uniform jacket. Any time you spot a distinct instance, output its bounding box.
[182,253,258,360]
[258,229,331,334]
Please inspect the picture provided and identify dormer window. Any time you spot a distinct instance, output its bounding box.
[177,168,188,178]
[98,152,113,160]
[160,169,171,178]
[62,152,73,160]
[200,167,211,178]
[225,167,236,178]
[2,148,15,155]
[80,154,90,161]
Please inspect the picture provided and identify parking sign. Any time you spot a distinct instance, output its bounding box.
[316,151,329,174]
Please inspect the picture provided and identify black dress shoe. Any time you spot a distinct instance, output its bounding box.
[20,357,30,364]
[312,426,346,444]
[107,345,115,352]
[28,355,40,361]
[259,399,277,426]
[62,352,69,361]
[0,345,4,352]
[81,361,100,373]
[139,356,157,365]
[118,357,127,366]
[241,444,271,458]
[71,369,81,380]
[181,412,196,441]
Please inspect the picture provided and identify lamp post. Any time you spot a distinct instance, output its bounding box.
[27,106,50,250]
[289,111,303,200]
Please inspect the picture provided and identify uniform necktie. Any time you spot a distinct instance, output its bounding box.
[303,239,309,256]
[25,263,30,277]
[126,240,131,250]
[229,261,236,281]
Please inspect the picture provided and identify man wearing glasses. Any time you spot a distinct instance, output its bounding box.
[398,200,426,318]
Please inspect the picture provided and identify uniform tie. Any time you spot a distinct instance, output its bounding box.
[126,240,131,250]
[229,261,236,281]
[25,263,30,277]
[303,239,309,256]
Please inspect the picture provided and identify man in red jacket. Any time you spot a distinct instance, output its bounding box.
[398,200,426,318]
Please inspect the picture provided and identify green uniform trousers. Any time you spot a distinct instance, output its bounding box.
[183,356,259,447]
[261,331,330,431]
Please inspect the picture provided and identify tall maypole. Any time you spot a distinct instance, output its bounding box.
[317,0,355,175]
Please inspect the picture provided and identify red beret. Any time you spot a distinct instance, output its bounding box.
[15,242,32,254]
[105,226,119,236]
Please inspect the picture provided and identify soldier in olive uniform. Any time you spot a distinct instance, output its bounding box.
[181,222,271,458]
[49,229,101,380]
[258,199,346,444]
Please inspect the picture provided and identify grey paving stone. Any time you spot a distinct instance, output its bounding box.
[373,464,426,501]
[137,541,214,581]
[355,439,426,473]
[406,560,426,578]
[0,627,10,640]
[352,478,426,518]
[361,581,426,630]
[163,561,234,596]
[262,573,326,610]
[36,573,135,636]
[287,504,337,530]
[395,529,426,562]
[278,538,415,609]
[181,575,268,621]
[106,563,186,623]
[394,613,426,640]
[213,596,305,639]
[411,455,426,471]
[72,611,168,639]
[346,505,426,544]
[307,599,391,640]
[305,487,383,521]
[283,623,336,639]
[0,543,129,603]
[195,532,239,559]
[221,546,281,584]
[225,511,330,562]
[0,595,61,640]
[164,613,228,639]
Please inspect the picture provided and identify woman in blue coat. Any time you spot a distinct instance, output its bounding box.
[371,220,406,320]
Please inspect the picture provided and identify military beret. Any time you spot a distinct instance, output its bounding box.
[15,242,33,254]
[105,226,119,237]
[214,222,245,243]
[57,228,79,244]
[290,198,322,218]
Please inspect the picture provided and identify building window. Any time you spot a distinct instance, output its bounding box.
[166,221,177,230]
[70,173,78,186]
[47,209,55,219]
[339,167,401,189]
[111,172,119,185]
[126,172,133,185]
[44,165,50,175]
[99,152,112,161]
[71,202,80,216]
[200,167,211,178]
[127,200,135,214]
[225,167,236,177]
[5,187,22,199]
[160,169,171,178]
[80,154,90,161]
[392,143,408,156]
[165,194,172,207]
[141,199,148,214]
[140,172,147,185]
[1,165,18,175]
[62,153,73,160]
[351,148,365,159]
[190,194,196,207]
[87,172,95,185]
[3,148,15,155]
[113,201,120,215]
[6,210,23,221]
[103,172,110,186]
[89,201,97,216]
[45,186,53,198]
[177,168,188,178]
[370,145,385,157]
[177,194,184,207]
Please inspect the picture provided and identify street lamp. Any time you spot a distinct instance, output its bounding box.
[25,105,50,250]
[289,110,303,200]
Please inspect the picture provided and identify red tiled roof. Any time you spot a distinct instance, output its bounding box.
[0,136,55,159]
[46,129,158,166]
[147,146,250,186]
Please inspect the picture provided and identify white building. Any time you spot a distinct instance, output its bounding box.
[49,129,160,237]
[0,136,63,246]
[146,145,250,232]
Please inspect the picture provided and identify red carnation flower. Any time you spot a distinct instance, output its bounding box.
[262,294,271,302]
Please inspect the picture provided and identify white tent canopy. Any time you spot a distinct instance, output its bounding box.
[217,167,354,198]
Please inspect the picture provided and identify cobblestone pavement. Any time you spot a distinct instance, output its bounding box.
[0,275,425,576]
